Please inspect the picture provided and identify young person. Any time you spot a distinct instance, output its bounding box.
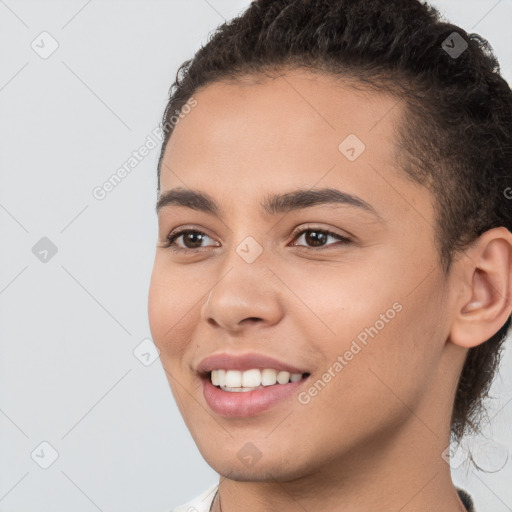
[148,1,512,510]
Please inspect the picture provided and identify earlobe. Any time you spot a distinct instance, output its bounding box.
[450,227,512,349]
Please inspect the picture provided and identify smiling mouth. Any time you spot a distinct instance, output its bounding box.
[205,369,311,392]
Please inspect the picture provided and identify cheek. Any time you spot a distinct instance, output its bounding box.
[148,257,214,362]
[337,279,447,419]
[148,261,168,341]
[284,259,395,338]
[291,256,444,397]
[148,260,189,351]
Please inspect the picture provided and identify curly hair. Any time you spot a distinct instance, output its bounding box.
[156,0,512,441]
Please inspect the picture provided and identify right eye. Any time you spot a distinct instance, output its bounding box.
[162,228,219,253]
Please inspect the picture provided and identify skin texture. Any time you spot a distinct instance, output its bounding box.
[148,69,512,512]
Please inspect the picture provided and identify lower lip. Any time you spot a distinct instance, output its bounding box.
[202,375,309,417]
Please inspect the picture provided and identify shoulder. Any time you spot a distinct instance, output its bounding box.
[169,483,219,512]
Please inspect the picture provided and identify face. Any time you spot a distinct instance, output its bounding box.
[148,69,458,482]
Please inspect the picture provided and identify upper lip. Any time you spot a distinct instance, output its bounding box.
[196,352,310,375]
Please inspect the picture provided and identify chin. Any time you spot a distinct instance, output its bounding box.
[202,447,313,483]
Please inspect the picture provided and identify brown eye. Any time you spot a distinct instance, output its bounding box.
[291,228,351,249]
[179,231,206,249]
[165,229,218,252]
[304,230,328,246]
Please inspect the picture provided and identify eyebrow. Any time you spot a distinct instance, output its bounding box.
[155,186,382,220]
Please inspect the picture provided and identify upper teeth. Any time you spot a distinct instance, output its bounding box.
[211,369,303,388]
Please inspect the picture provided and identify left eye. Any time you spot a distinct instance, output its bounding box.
[162,227,351,253]
[291,228,351,248]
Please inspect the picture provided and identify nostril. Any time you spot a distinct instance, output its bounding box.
[242,317,263,324]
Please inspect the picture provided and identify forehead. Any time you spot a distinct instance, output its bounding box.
[165,69,401,166]
[160,69,431,224]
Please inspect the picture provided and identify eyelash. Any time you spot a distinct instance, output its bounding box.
[161,226,351,253]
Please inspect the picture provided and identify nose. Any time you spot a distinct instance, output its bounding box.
[200,260,285,333]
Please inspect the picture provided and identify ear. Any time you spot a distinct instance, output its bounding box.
[449,227,512,349]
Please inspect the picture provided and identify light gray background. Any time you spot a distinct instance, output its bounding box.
[0,1,511,511]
